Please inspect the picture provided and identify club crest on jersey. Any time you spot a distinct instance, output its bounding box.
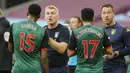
[127,28,130,32]
[54,32,59,39]
[111,29,116,35]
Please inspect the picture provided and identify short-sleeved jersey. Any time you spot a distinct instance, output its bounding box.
[45,24,70,67]
[9,20,48,73]
[68,25,111,73]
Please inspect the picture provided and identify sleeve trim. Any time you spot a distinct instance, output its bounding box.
[105,45,112,49]
[8,42,13,44]
[68,49,76,53]
[41,48,47,51]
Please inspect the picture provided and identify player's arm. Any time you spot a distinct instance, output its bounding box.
[103,31,114,58]
[40,30,49,73]
[4,19,10,42]
[8,24,14,52]
[67,31,77,57]
[49,27,70,54]
[41,49,48,73]
[115,27,130,56]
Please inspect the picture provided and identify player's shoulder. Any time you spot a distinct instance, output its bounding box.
[72,26,83,35]
[115,23,129,32]
[114,23,127,29]
[13,20,27,25]
[92,26,105,35]
[57,24,71,36]
[57,23,69,32]
[92,25,104,31]
[93,25,102,29]
[11,21,27,28]
[73,27,81,32]
[0,17,10,27]
[59,23,68,29]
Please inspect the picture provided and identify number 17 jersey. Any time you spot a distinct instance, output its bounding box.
[9,20,48,73]
[68,25,111,73]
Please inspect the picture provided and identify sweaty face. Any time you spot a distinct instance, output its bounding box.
[45,8,59,25]
[101,7,115,26]
[70,18,80,30]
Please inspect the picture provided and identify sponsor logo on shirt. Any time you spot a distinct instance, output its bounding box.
[127,28,130,32]
[111,29,116,35]
[54,32,59,40]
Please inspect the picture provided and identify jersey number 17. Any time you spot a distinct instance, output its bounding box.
[82,40,100,59]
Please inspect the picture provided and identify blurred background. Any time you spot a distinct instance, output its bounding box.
[1,0,130,27]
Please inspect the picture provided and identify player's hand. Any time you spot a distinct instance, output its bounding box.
[48,37,53,43]
[103,52,115,60]
[114,51,119,56]
[103,54,108,60]
[103,54,113,60]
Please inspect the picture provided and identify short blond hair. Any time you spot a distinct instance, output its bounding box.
[45,5,59,15]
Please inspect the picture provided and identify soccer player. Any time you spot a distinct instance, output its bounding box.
[67,8,114,73]
[8,4,48,73]
[101,4,130,73]
[42,5,70,73]
[68,16,82,73]
[0,8,12,73]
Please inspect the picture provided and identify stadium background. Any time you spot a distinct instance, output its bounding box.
[0,0,130,27]
[0,0,130,63]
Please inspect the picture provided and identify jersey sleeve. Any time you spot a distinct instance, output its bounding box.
[118,27,130,56]
[9,24,13,44]
[68,31,77,51]
[59,27,70,43]
[40,29,49,51]
[103,30,111,48]
[4,20,10,42]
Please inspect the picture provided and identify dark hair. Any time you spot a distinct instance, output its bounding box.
[81,8,94,21]
[28,4,41,16]
[101,4,114,12]
[71,16,83,26]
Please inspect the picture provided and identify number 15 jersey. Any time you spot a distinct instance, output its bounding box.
[9,20,48,73]
[68,25,111,73]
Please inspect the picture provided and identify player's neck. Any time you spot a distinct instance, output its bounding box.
[105,20,115,27]
[48,23,58,29]
[28,16,37,22]
[83,21,93,26]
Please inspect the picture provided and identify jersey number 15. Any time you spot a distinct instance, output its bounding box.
[82,40,100,59]
[19,32,35,52]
